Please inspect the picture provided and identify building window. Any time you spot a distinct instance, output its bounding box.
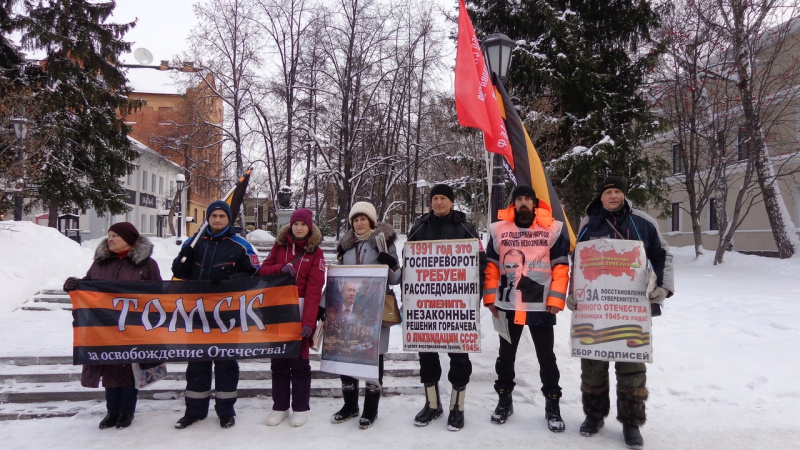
[671,142,683,174]
[150,215,155,233]
[151,174,157,192]
[142,171,148,192]
[737,125,754,161]
[671,202,681,232]
[141,214,147,232]
[159,176,164,195]
[393,216,403,232]
[709,199,718,231]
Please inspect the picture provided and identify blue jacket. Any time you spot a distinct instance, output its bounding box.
[172,226,259,281]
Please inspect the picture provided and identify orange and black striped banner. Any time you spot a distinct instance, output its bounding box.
[494,80,577,251]
[72,274,301,365]
[571,323,651,348]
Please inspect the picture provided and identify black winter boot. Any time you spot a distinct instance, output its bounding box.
[359,383,381,429]
[414,382,443,426]
[580,382,610,437]
[99,412,120,429]
[623,424,644,449]
[490,386,513,424]
[580,415,605,436]
[617,386,648,449]
[331,380,360,424]
[544,390,565,432]
[115,412,135,429]
[446,385,466,431]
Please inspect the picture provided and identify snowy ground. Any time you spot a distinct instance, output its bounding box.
[0,221,798,449]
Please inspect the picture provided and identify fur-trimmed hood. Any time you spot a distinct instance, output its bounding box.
[275,223,323,253]
[94,235,155,266]
[336,222,397,255]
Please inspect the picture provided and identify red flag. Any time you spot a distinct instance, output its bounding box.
[454,0,513,168]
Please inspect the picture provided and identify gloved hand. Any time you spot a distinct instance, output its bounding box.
[210,273,227,285]
[566,293,577,311]
[177,246,195,264]
[301,325,313,338]
[280,264,296,277]
[63,277,80,292]
[317,306,326,322]
[651,303,662,317]
[376,252,398,269]
[649,287,668,304]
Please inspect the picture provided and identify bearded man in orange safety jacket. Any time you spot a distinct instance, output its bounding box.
[484,185,570,432]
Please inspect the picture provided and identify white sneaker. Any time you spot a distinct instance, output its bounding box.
[266,410,289,426]
[290,411,308,427]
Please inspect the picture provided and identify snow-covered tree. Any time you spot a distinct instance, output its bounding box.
[466,0,671,219]
[18,0,143,225]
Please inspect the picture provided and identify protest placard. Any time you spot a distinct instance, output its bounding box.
[570,239,653,363]
[320,265,388,380]
[402,239,481,353]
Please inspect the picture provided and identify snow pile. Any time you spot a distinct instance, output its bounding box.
[0,222,94,314]
[0,222,185,315]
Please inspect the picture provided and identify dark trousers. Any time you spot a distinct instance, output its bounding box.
[105,386,138,413]
[341,354,385,387]
[581,358,647,388]
[184,360,239,418]
[495,321,560,393]
[271,356,312,412]
[418,352,472,387]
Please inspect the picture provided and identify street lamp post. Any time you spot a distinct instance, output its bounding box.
[10,117,28,221]
[481,32,516,223]
[417,179,429,214]
[175,174,185,245]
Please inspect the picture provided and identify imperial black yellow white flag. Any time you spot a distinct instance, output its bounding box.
[494,81,576,251]
[71,274,301,364]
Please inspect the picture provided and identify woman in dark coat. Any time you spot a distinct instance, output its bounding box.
[330,201,401,429]
[63,222,161,429]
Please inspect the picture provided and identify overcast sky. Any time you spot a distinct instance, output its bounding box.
[111,0,197,65]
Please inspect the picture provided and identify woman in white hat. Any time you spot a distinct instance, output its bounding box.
[330,201,401,429]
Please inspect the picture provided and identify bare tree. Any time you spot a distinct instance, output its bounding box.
[183,0,262,178]
[693,0,800,259]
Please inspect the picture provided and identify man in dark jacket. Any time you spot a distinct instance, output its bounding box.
[406,183,487,431]
[567,176,674,449]
[172,200,260,430]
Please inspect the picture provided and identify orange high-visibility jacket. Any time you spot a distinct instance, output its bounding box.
[484,203,570,325]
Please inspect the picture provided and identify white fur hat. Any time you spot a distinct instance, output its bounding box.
[349,201,377,226]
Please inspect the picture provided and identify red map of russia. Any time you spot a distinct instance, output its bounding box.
[578,247,643,281]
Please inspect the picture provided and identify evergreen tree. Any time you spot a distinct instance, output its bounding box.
[467,0,670,218]
[18,0,142,224]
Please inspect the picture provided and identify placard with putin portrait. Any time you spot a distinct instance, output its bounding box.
[320,265,388,380]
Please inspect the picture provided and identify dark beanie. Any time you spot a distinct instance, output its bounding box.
[511,185,536,202]
[429,184,455,202]
[598,176,627,195]
[290,208,314,228]
[108,222,140,246]
[207,200,232,221]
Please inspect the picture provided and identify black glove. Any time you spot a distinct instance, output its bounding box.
[301,325,313,338]
[377,252,398,269]
[317,306,326,322]
[210,273,227,285]
[178,246,195,265]
[63,277,79,292]
[651,303,662,317]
